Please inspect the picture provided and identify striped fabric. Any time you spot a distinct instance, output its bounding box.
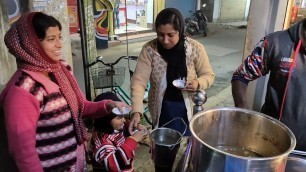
[16,71,78,171]
[232,37,269,84]
[89,131,135,172]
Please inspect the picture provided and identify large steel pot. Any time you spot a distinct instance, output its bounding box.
[188,107,296,172]
[285,155,306,172]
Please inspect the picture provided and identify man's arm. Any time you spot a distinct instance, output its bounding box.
[232,80,248,108]
[231,36,270,109]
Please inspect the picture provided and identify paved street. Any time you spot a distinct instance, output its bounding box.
[83,22,247,171]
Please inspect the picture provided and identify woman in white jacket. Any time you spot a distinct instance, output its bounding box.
[129,8,215,136]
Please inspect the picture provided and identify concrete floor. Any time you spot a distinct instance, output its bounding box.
[82,22,247,171]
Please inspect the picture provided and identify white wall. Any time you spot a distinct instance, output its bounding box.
[126,4,145,20]
[146,0,153,24]
[213,0,221,22]
[125,1,153,24]
[244,0,251,20]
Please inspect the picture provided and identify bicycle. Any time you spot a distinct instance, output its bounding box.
[87,56,152,125]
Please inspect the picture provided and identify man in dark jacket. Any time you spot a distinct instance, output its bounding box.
[232,19,306,152]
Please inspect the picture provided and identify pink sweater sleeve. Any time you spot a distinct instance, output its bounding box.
[2,87,43,172]
[82,99,112,118]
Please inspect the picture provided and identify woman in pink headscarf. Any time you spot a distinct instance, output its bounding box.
[0,12,129,172]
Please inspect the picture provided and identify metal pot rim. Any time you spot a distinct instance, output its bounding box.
[149,127,183,147]
[189,107,296,160]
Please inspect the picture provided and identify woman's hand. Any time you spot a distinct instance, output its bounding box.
[128,112,142,135]
[106,101,131,113]
[182,79,199,92]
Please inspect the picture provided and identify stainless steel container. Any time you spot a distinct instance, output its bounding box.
[285,156,306,172]
[188,107,296,172]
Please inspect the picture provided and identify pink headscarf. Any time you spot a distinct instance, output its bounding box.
[4,12,88,144]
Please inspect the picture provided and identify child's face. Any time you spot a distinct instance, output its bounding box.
[111,116,126,130]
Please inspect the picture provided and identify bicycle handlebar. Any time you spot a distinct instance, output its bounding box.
[87,55,138,68]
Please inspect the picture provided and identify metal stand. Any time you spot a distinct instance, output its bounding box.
[192,90,207,114]
[181,90,207,172]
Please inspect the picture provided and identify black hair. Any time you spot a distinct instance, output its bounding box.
[32,12,62,40]
[155,8,185,38]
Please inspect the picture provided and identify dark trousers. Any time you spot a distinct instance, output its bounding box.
[158,100,190,136]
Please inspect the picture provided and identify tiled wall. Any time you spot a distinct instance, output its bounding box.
[0,0,72,92]
[37,0,72,65]
[0,0,17,92]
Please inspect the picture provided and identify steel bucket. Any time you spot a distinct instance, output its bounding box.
[150,117,186,170]
[188,107,296,172]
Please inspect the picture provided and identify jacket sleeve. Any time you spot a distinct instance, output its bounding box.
[2,87,43,172]
[195,42,215,90]
[90,132,138,171]
[232,36,270,85]
[82,99,112,118]
[130,45,152,114]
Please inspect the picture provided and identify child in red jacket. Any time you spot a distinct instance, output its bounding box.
[89,92,147,172]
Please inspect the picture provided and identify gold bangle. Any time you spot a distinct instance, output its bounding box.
[130,112,143,119]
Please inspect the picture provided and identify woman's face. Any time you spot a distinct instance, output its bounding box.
[40,26,63,62]
[111,116,126,130]
[157,24,180,49]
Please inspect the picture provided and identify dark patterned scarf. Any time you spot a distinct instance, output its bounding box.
[156,8,187,84]
[4,12,88,144]
[156,8,187,101]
